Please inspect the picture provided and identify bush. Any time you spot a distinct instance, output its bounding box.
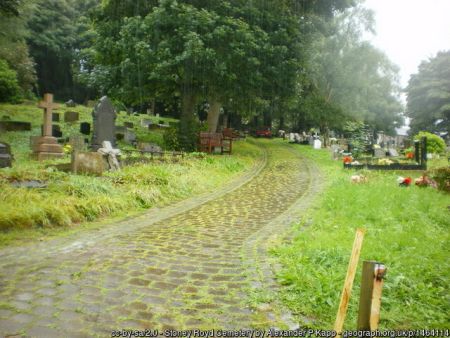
[414,131,446,154]
[164,119,206,151]
[430,166,450,192]
[0,59,21,103]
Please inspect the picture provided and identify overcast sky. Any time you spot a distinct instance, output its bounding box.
[363,0,450,89]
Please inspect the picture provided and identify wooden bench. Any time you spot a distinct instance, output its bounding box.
[199,132,232,154]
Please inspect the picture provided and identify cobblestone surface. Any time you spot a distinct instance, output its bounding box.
[0,141,320,337]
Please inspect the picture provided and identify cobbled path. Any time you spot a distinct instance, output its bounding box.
[0,141,321,337]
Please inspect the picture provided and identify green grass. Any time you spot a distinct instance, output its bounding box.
[273,145,450,329]
[0,102,261,247]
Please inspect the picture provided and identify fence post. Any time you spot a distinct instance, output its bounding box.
[357,261,387,330]
[334,228,366,337]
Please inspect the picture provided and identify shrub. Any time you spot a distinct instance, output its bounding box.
[414,131,446,154]
[0,59,21,103]
[430,166,450,192]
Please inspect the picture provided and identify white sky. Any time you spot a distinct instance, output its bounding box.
[363,0,450,89]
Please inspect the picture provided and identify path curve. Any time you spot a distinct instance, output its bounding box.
[0,140,321,337]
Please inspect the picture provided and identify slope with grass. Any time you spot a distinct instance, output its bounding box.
[0,102,261,246]
[273,145,450,329]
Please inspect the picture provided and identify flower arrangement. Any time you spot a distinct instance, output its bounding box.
[406,152,414,159]
[378,158,393,165]
[397,176,412,187]
[343,156,353,164]
[63,144,73,154]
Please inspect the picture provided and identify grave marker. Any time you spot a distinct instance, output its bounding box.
[0,142,13,168]
[32,93,64,160]
[91,96,116,151]
[52,112,60,122]
[64,111,79,123]
[80,122,91,135]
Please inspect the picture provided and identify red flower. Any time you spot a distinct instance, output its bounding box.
[343,156,353,164]
[406,152,414,159]
[404,177,412,185]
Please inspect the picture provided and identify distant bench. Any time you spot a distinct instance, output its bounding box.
[199,132,232,154]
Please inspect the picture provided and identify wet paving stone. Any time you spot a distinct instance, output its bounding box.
[0,141,317,334]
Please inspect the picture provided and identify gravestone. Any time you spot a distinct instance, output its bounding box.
[0,121,31,131]
[64,111,79,123]
[141,119,152,128]
[91,96,116,151]
[52,112,60,122]
[388,148,399,157]
[374,148,385,158]
[72,152,107,176]
[0,142,13,168]
[124,129,136,144]
[32,93,64,160]
[313,139,322,149]
[138,142,162,153]
[69,135,86,152]
[124,122,134,128]
[80,122,91,135]
[65,99,76,107]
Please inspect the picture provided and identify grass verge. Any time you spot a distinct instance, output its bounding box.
[272,144,449,329]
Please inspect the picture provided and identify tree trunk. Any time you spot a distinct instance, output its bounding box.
[206,100,221,132]
[178,92,197,151]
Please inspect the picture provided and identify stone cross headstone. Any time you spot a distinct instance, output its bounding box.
[39,93,58,137]
[91,96,116,151]
[32,93,64,160]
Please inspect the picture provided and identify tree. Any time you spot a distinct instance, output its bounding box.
[406,50,450,136]
[0,59,21,102]
[0,0,36,98]
[299,4,403,139]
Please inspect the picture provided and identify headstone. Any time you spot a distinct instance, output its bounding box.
[0,142,13,168]
[141,119,152,128]
[124,122,134,128]
[288,133,295,143]
[52,124,62,138]
[72,152,107,176]
[52,112,60,122]
[91,96,116,151]
[138,142,162,153]
[374,148,385,158]
[0,121,32,131]
[65,99,76,107]
[294,133,301,143]
[64,111,79,123]
[313,139,322,149]
[80,122,91,135]
[387,148,399,157]
[124,129,136,144]
[69,136,86,152]
[32,93,64,160]
[331,144,340,160]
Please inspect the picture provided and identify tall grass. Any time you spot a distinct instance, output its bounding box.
[273,144,450,329]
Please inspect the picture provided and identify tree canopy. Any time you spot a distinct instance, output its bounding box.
[0,0,405,147]
[406,50,450,136]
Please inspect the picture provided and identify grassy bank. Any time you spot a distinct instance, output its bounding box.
[273,145,449,329]
[0,102,262,246]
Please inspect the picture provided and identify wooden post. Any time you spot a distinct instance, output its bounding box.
[357,261,387,330]
[334,228,366,337]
